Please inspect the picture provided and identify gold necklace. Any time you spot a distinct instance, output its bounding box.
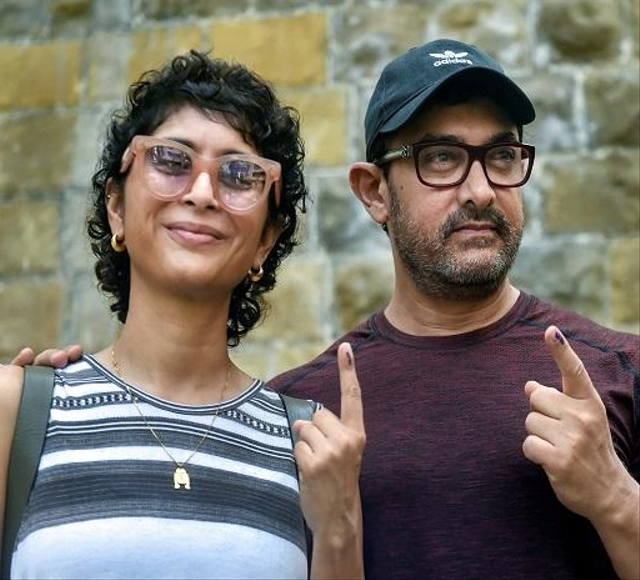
[111,346,230,490]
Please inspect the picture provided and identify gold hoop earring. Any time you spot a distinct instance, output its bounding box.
[111,233,126,253]
[248,265,264,282]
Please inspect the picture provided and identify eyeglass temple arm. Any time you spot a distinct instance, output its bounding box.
[374,145,413,166]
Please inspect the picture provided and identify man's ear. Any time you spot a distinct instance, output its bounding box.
[106,178,125,234]
[349,162,390,226]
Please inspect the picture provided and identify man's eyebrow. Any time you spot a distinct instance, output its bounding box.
[415,130,520,144]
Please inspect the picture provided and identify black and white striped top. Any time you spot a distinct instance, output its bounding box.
[12,356,312,579]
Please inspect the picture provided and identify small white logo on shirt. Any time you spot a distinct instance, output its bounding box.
[430,50,473,67]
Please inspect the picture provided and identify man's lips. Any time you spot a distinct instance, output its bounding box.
[450,221,497,235]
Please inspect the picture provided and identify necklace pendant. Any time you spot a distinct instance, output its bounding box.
[173,467,191,490]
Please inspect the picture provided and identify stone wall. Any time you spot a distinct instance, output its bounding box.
[0,0,638,380]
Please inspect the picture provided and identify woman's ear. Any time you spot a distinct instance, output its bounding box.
[106,178,125,235]
[348,162,390,226]
[253,220,283,270]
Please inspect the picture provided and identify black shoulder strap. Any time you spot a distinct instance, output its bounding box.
[280,393,316,446]
[2,366,55,579]
[279,393,317,566]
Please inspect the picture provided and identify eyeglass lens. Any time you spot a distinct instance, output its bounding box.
[139,139,274,211]
[415,143,532,187]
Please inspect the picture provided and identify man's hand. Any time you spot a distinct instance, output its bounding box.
[294,342,366,578]
[9,345,84,367]
[523,325,622,516]
[523,325,639,579]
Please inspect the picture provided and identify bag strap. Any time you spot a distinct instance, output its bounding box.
[280,393,316,446]
[279,393,317,565]
[2,366,55,579]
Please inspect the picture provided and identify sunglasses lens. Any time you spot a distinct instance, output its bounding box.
[144,144,192,197]
[218,159,267,210]
[130,137,280,210]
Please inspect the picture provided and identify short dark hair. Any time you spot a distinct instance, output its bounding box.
[87,50,308,346]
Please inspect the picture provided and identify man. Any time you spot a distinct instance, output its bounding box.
[10,39,640,579]
[270,39,639,579]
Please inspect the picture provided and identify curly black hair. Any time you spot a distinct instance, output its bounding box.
[87,50,308,346]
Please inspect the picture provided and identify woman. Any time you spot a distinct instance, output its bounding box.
[0,51,365,579]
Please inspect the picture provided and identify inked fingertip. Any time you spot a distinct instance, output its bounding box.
[554,329,565,345]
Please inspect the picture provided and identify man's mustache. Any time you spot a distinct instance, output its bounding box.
[441,207,512,239]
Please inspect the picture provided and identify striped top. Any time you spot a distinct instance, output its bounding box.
[11,356,312,579]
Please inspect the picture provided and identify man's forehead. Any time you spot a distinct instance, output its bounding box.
[388,98,519,144]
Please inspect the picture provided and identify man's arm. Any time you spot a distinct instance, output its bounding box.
[0,365,26,574]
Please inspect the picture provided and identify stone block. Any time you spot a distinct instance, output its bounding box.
[315,174,388,253]
[585,70,640,147]
[64,273,119,352]
[539,0,622,59]
[438,0,531,69]
[0,200,60,274]
[522,73,576,152]
[333,3,428,84]
[249,256,330,342]
[87,32,131,103]
[335,254,394,333]
[0,0,51,39]
[542,150,640,235]
[211,13,326,86]
[610,237,640,326]
[0,278,62,362]
[282,89,347,166]
[50,0,92,37]
[272,342,332,380]
[0,112,77,194]
[129,26,204,83]
[511,239,609,325]
[0,41,82,110]
[136,0,250,19]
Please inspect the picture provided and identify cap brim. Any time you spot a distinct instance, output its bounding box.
[378,66,536,137]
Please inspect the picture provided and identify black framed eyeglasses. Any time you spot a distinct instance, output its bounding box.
[375,140,535,188]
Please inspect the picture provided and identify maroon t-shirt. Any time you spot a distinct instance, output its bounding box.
[270,292,640,580]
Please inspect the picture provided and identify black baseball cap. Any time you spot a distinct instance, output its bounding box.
[364,38,536,161]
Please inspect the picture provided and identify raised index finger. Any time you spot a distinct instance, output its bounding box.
[337,342,365,432]
[544,325,597,400]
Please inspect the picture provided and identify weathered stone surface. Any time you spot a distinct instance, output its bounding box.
[0,0,51,39]
[333,4,428,84]
[610,237,640,328]
[585,70,640,147]
[0,200,60,275]
[129,26,204,83]
[511,239,609,325]
[282,89,348,166]
[0,113,77,194]
[0,0,637,369]
[248,256,330,343]
[211,13,326,87]
[0,279,62,361]
[0,41,82,110]
[136,0,250,20]
[334,254,394,333]
[542,150,640,235]
[539,0,623,60]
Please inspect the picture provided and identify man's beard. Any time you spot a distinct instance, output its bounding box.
[387,187,523,301]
